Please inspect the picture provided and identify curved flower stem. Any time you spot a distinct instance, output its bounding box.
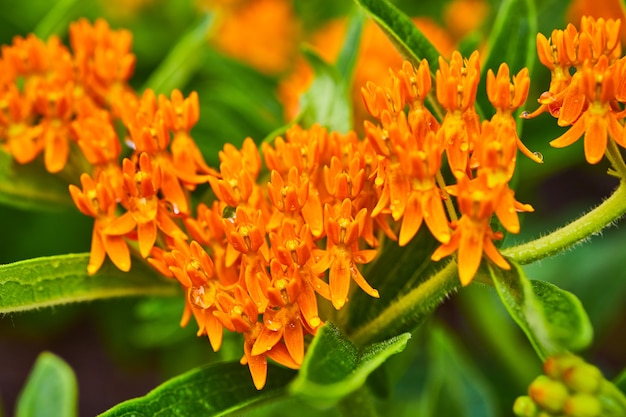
[436,170,458,223]
[349,260,459,347]
[502,181,626,264]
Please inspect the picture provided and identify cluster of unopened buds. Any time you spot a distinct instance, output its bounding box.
[1,15,625,389]
[514,354,622,417]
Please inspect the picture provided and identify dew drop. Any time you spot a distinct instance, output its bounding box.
[533,151,544,162]
[520,111,529,118]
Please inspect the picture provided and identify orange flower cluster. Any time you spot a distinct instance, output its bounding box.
[0,19,135,173]
[362,56,536,285]
[525,16,626,164]
[0,18,541,390]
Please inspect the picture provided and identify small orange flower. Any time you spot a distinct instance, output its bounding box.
[167,239,224,352]
[69,172,130,274]
[431,174,531,285]
[549,55,626,164]
[312,199,379,309]
[108,152,187,258]
[436,50,482,174]
[69,18,136,106]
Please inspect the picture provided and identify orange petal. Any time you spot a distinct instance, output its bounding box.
[103,235,131,272]
[247,350,268,390]
[583,115,608,164]
[398,193,424,246]
[205,311,223,352]
[549,117,585,148]
[87,226,106,275]
[457,221,484,286]
[137,220,157,258]
[329,251,351,309]
[423,191,451,244]
[283,318,304,365]
[252,327,282,356]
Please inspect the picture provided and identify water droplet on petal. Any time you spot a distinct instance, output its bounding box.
[533,151,544,162]
[520,111,529,118]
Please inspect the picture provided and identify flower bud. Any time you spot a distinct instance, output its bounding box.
[563,393,601,417]
[513,395,538,416]
[543,354,584,380]
[529,375,569,413]
[563,364,603,394]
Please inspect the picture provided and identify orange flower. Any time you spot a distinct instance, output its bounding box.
[549,55,626,164]
[69,18,136,106]
[167,239,225,352]
[107,152,187,258]
[69,172,130,274]
[431,174,531,285]
[214,287,299,390]
[0,85,43,164]
[436,50,482,174]
[208,138,262,207]
[312,199,379,309]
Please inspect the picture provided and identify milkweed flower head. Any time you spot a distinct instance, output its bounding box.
[2,16,556,391]
[525,16,626,165]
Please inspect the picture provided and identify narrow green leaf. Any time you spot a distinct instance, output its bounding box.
[0,152,73,211]
[16,352,78,417]
[335,9,365,80]
[299,47,352,133]
[290,322,410,408]
[353,0,440,72]
[490,261,593,360]
[33,0,84,39]
[142,13,213,95]
[0,253,178,314]
[98,362,295,417]
[421,327,498,417]
[615,368,626,394]
[476,0,537,118]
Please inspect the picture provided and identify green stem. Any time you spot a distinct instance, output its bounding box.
[602,380,626,415]
[502,181,626,264]
[349,260,459,346]
[605,139,626,179]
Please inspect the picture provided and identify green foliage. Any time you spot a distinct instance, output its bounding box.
[0,254,177,314]
[354,0,440,71]
[0,152,73,212]
[290,322,410,408]
[490,261,593,359]
[16,352,78,417]
[141,13,213,95]
[99,362,296,417]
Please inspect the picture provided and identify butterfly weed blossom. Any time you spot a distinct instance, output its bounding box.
[524,16,626,165]
[7,13,626,394]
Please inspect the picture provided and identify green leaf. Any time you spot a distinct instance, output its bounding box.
[299,47,352,133]
[290,322,410,408]
[16,352,78,417]
[613,367,626,395]
[476,0,537,118]
[353,0,440,72]
[98,362,296,417]
[335,9,365,80]
[421,327,498,417]
[490,261,593,360]
[33,0,84,39]
[0,253,178,314]
[142,13,213,95]
[0,152,73,212]
[345,227,440,333]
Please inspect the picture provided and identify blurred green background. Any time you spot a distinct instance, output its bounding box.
[0,0,625,415]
